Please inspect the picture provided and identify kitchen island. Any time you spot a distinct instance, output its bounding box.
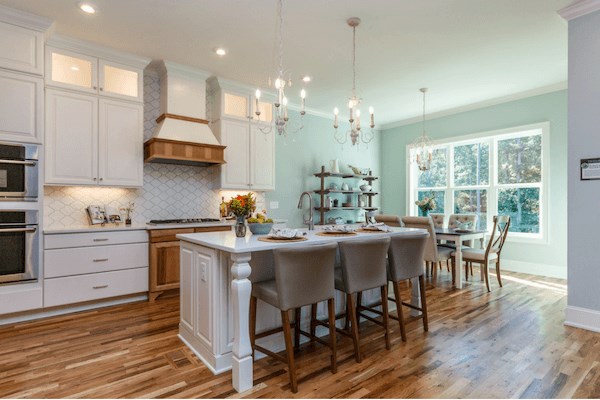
[177,227,429,393]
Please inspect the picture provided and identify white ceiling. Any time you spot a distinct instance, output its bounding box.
[0,0,570,126]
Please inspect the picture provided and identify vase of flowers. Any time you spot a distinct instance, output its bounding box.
[228,193,256,237]
[415,196,436,217]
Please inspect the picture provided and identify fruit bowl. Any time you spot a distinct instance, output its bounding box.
[248,223,274,235]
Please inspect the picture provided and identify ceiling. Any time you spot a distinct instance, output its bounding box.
[0,0,570,126]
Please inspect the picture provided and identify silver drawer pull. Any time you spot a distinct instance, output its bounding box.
[93,238,109,242]
[93,258,108,262]
[93,285,108,289]
[0,159,37,167]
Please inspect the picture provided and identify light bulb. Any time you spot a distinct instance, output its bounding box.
[348,100,353,109]
[369,106,374,115]
[356,109,361,118]
[300,89,306,99]
[274,78,282,89]
[255,89,261,100]
[334,107,339,115]
[282,97,288,106]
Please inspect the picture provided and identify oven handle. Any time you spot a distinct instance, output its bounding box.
[0,159,37,167]
[0,227,37,233]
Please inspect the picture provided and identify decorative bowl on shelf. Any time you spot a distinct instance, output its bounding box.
[360,184,372,191]
[342,202,353,207]
[248,223,274,235]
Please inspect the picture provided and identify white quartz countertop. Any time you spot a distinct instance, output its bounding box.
[44,221,235,234]
[177,227,429,253]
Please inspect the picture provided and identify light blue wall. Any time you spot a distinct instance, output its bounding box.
[266,110,381,228]
[380,90,568,272]
[567,10,600,312]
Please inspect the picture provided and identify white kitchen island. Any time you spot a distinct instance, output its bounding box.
[177,227,428,393]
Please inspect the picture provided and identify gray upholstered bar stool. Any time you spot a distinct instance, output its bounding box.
[249,242,338,393]
[357,233,429,341]
[334,237,391,363]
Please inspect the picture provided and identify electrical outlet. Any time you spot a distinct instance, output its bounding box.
[270,201,279,209]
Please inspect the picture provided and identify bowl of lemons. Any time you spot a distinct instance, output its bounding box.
[247,213,274,235]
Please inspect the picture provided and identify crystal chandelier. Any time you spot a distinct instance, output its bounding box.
[411,88,435,171]
[254,0,305,136]
[333,18,375,147]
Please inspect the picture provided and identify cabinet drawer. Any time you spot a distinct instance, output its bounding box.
[44,230,147,249]
[45,243,148,278]
[44,267,148,308]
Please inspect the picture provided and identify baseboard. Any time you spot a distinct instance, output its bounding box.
[501,259,567,279]
[565,305,600,333]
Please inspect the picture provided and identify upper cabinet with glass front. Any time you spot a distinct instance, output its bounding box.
[46,44,144,102]
[209,78,273,124]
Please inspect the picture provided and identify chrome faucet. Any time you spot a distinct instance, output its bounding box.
[297,191,314,230]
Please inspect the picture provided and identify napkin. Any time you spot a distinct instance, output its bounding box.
[269,228,305,238]
[362,222,392,232]
[322,225,355,233]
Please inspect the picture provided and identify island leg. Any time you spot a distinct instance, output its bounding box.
[454,240,463,289]
[230,252,253,393]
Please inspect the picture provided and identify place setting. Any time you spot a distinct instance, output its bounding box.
[316,225,357,236]
[356,222,393,233]
[258,228,308,243]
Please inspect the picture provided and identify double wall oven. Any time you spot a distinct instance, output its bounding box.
[0,142,40,285]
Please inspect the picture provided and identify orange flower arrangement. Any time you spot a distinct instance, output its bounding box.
[228,193,256,217]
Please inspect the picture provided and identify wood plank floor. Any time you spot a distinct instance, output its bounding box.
[0,269,596,399]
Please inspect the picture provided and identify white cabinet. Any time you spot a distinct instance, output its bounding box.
[43,230,149,308]
[46,47,143,102]
[45,88,143,187]
[0,21,44,75]
[208,77,276,191]
[0,69,43,144]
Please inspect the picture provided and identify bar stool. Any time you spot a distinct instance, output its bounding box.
[249,242,338,393]
[334,237,391,363]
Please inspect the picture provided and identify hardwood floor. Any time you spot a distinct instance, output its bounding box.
[0,269,595,399]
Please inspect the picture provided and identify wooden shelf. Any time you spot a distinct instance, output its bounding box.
[313,172,379,180]
[314,206,379,212]
[313,189,379,195]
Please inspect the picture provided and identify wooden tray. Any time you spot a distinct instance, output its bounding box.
[258,236,308,243]
[316,231,357,237]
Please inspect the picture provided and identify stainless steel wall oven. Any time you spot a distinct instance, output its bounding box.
[0,210,39,284]
[0,142,39,201]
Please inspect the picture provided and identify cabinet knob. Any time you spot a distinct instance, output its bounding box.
[99,177,103,181]
[93,285,108,289]
[93,86,97,90]
[93,177,97,181]
[99,87,104,91]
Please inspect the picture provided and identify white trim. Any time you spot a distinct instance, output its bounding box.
[501,259,566,279]
[558,0,600,21]
[0,294,148,326]
[154,60,212,81]
[46,34,151,69]
[565,305,600,333]
[381,83,567,130]
[0,4,54,32]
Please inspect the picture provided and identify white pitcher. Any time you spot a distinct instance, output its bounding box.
[330,159,340,173]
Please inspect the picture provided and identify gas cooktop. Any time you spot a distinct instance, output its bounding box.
[147,218,221,225]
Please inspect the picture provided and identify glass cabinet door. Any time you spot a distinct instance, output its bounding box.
[46,47,97,93]
[254,100,273,123]
[99,60,142,101]
[223,92,249,120]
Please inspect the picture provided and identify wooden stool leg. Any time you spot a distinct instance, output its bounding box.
[380,285,391,350]
[310,303,317,341]
[250,295,257,358]
[465,262,469,281]
[346,293,362,363]
[496,260,503,287]
[356,292,362,331]
[294,308,301,349]
[419,275,429,332]
[483,261,491,292]
[392,280,406,341]
[446,260,450,272]
[281,310,298,393]
[327,298,337,374]
[432,261,438,282]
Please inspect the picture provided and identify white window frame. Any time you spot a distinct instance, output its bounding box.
[406,122,549,244]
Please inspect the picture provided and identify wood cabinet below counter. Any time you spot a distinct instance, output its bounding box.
[148,225,232,301]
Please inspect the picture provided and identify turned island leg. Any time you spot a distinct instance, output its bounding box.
[230,252,253,393]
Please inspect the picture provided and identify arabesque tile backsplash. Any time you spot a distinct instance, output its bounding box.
[44,71,264,228]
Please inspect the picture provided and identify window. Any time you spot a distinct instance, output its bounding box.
[408,123,547,240]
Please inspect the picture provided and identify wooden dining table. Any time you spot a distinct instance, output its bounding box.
[435,228,487,289]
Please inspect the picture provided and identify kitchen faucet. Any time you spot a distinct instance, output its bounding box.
[297,191,314,230]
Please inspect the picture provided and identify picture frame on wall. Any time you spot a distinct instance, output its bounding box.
[581,158,600,181]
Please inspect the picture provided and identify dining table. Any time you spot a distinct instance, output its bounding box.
[435,227,487,288]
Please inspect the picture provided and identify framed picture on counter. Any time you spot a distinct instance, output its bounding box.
[86,205,107,225]
[581,158,600,181]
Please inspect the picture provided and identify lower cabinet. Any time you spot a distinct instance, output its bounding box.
[148,225,232,301]
[43,230,149,308]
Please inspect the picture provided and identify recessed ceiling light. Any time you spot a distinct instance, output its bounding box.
[214,48,227,56]
[79,3,96,14]
[302,75,311,83]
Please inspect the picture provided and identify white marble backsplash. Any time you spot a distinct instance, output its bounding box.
[44,71,264,228]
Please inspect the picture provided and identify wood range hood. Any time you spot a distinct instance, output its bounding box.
[144,61,225,167]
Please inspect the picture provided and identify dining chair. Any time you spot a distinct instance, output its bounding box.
[429,213,446,229]
[250,242,338,393]
[401,216,453,284]
[374,214,403,227]
[442,214,480,277]
[452,215,510,292]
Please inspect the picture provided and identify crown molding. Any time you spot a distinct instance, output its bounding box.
[380,81,568,131]
[151,60,212,81]
[0,4,54,32]
[47,34,151,69]
[558,0,600,20]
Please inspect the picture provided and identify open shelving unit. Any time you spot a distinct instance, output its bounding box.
[313,165,379,225]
